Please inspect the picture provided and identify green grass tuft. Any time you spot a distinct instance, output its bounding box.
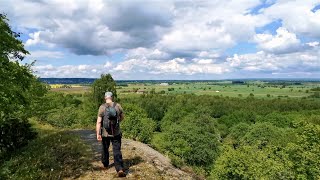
[0,121,93,179]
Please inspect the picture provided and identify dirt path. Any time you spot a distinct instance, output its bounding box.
[72,130,197,180]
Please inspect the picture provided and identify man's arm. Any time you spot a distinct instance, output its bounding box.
[96,116,102,141]
[120,112,124,121]
[118,104,124,121]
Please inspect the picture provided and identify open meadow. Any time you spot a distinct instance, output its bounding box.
[50,80,320,99]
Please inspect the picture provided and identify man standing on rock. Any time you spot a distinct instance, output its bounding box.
[96,91,126,177]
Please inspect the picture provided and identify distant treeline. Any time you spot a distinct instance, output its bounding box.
[40,78,320,85]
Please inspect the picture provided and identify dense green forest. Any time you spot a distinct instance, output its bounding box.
[122,94,320,178]
[1,13,320,179]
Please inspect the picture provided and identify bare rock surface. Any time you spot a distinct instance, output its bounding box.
[71,130,197,180]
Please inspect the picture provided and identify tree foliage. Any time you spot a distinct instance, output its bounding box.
[0,14,43,154]
[120,94,320,177]
[159,114,220,168]
[92,74,117,108]
[121,104,156,143]
[0,14,28,61]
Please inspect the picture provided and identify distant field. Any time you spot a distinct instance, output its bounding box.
[50,81,320,99]
[50,84,90,94]
[117,81,319,99]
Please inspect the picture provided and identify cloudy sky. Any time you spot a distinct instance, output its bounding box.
[1,0,320,79]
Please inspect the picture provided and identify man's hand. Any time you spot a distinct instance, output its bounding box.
[97,134,102,141]
[96,116,102,141]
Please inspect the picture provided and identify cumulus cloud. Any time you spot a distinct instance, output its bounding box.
[33,64,108,78]
[307,41,320,47]
[157,0,270,56]
[33,57,230,78]
[226,47,320,73]
[32,44,320,79]
[125,48,170,60]
[254,27,301,54]
[3,0,174,55]
[263,0,320,38]
[1,0,272,57]
[2,0,319,78]
[25,31,55,47]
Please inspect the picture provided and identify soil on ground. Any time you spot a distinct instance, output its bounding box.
[72,130,197,180]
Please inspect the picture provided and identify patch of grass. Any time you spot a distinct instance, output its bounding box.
[0,120,93,179]
[117,82,319,99]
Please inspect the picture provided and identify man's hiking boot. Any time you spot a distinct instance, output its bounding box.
[118,170,126,177]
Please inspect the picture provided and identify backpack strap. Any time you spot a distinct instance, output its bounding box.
[113,102,119,124]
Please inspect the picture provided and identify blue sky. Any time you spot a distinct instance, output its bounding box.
[1,0,320,79]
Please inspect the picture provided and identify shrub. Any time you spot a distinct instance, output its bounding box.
[241,123,289,148]
[159,114,220,168]
[121,104,156,143]
[45,106,79,128]
[218,110,257,128]
[211,145,294,179]
[256,112,294,128]
[0,116,37,153]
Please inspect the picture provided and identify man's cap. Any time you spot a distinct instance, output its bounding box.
[105,91,113,98]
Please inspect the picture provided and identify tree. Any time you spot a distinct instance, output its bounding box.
[79,74,117,124]
[285,122,320,179]
[92,74,117,108]
[0,14,28,61]
[0,14,39,153]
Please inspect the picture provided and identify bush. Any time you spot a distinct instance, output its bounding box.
[218,110,257,128]
[256,112,294,128]
[224,123,250,148]
[45,106,79,128]
[0,116,37,153]
[211,145,294,179]
[121,104,156,143]
[241,123,290,148]
[159,114,220,168]
[212,122,320,179]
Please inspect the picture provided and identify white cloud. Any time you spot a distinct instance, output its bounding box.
[193,59,214,64]
[1,0,271,57]
[104,61,112,68]
[2,0,319,79]
[33,57,230,78]
[3,0,174,55]
[198,51,221,59]
[263,0,320,38]
[157,0,270,55]
[226,47,320,72]
[254,27,301,54]
[126,48,170,60]
[32,45,320,78]
[33,63,109,78]
[307,41,320,47]
[25,31,55,47]
[111,57,229,75]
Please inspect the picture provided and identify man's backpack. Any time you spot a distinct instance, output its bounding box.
[102,102,119,137]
